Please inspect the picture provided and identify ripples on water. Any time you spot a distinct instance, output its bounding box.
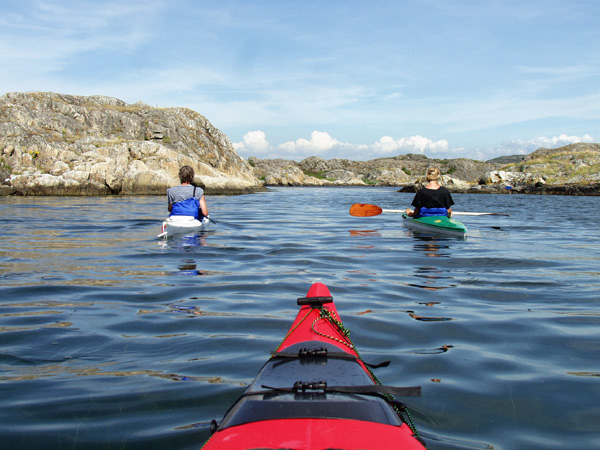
[1,188,599,449]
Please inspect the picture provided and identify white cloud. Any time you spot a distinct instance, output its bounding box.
[372,135,449,155]
[466,133,595,162]
[232,130,271,154]
[234,130,452,160]
[234,130,595,162]
[526,134,594,148]
[280,131,341,154]
[495,134,594,156]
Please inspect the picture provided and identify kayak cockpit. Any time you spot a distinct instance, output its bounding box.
[203,283,426,450]
[216,341,404,431]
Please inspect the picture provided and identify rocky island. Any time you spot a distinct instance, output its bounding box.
[0,92,262,196]
[1,92,599,196]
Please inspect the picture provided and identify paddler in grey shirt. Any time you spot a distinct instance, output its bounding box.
[167,165,209,218]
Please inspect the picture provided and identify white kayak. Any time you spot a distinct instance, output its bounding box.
[158,216,210,238]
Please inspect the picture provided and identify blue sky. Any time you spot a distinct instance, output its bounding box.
[1,0,598,161]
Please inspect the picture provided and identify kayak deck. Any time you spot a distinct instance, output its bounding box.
[203,283,425,450]
[402,212,467,237]
[218,342,400,426]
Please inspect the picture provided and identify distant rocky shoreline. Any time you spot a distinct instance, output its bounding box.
[248,142,600,196]
[1,92,599,196]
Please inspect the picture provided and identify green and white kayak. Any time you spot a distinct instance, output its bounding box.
[402,213,467,238]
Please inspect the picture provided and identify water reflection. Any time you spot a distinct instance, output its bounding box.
[408,238,455,291]
[409,344,455,355]
[407,266,452,291]
[170,304,205,316]
[408,312,453,322]
[412,237,450,258]
[405,227,467,242]
[348,229,381,237]
[158,233,209,277]
[159,232,208,249]
[1,362,245,384]
[406,236,456,320]
[175,259,204,276]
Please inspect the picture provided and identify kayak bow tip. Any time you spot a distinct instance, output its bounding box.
[306,282,331,298]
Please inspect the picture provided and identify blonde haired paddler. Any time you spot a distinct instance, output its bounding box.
[405,167,454,218]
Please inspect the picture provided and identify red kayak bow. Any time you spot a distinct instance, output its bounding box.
[202,283,426,449]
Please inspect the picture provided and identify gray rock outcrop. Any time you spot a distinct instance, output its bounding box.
[487,142,600,194]
[249,154,501,189]
[479,170,546,187]
[0,92,263,195]
[249,144,600,195]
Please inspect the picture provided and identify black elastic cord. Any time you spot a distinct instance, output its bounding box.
[258,382,422,397]
[270,348,391,369]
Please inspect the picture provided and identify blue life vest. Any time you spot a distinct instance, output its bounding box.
[170,187,201,219]
[417,207,448,217]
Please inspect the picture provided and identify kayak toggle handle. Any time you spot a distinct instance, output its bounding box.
[293,380,327,392]
[298,347,327,357]
[297,296,333,306]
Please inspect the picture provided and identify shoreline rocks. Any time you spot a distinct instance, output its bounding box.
[249,155,502,189]
[0,92,264,196]
[249,144,600,196]
[1,92,598,196]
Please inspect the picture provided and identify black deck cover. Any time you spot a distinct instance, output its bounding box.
[217,341,403,430]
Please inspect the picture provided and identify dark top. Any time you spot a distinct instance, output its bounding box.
[411,186,454,209]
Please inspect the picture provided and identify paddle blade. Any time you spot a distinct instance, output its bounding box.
[349,203,383,217]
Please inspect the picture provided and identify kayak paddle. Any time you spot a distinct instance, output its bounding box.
[349,203,383,217]
[349,203,509,217]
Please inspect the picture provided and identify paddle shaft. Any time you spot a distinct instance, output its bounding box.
[383,209,508,216]
[349,203,509,217]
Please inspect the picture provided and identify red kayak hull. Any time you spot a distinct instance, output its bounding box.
[203,418,425,449]
[202,282,426,449]
[278,283,361,353]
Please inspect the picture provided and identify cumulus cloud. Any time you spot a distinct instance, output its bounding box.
[232,130,271,154]
[372,135,449,155]
[492,134,594,156]
[523,134,594,149]
[279,131,341,154]
[234,130,342,158]
[233,130,457,160]
[233,130,594,162]
[466,133,595,161]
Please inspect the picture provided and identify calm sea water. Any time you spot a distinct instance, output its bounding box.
[1,187,599,450]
